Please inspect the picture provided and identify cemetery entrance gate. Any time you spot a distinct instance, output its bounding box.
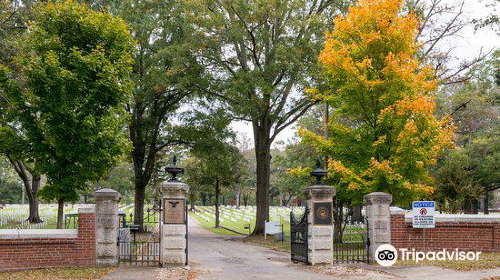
[333,214,370,263]
[118,203,162,266]
[290,207,309,264]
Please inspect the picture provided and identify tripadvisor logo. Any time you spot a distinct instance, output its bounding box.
[375,244,398,267]
[375,244,482,267]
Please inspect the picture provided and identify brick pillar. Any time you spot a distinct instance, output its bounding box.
[160,180,189,267]
[364,192,392,263]
[95,188,121,267]
[77,207,96,267]
[303,184,336,265]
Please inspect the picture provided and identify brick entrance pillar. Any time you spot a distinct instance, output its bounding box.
[303,184,336,265]
[95,188,121,267]
[159,180,189,266]
[364,192,392,262]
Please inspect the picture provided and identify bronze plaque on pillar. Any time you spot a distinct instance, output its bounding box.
[163,198,186,224]
[313,202,333,225]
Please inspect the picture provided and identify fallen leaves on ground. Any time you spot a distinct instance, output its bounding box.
[308,266,400,279]
[0,267,114,280]
[395,252,500,271]
[156,267,189,280]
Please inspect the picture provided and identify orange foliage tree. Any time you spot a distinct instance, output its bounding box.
[299,0,454,206]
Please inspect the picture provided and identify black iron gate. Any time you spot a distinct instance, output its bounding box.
[118,205,161,266]
[290,207,309,264]
[333,216,370,263]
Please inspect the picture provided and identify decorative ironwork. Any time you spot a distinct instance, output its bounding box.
[118,202,162,266]
[118,232,160,266]
[333,215,370,263]
[290,207,309,264]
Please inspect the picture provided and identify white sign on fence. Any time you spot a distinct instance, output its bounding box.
[412,201,435,228]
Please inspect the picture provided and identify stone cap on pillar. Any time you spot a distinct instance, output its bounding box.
[363,192,392,205]
[160,180,189,195]
[95,188,121,202]
[78,206,96,214]
[302,184,336,199]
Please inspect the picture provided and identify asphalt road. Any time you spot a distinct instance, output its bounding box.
[100,217,500,280]
[187,217,390,280]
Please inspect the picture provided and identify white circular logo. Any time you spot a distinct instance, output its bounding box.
[375,244,398,266]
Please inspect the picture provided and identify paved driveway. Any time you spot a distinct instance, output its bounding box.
[100,217,500,280]
[187,217,390,280]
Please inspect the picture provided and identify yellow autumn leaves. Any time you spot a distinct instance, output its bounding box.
[295,0,456,203]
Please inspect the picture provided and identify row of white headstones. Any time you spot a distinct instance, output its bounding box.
[194,205,299,224]
[0,204,89,228]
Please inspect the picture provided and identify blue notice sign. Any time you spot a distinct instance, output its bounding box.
[412,201,435,228]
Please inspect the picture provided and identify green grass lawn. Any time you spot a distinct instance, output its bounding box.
[191,206,292,236]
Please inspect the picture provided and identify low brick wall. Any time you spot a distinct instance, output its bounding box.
[390,210,500,252]
[0,207,96,271]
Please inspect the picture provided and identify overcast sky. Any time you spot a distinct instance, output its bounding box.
[231,0,500,149]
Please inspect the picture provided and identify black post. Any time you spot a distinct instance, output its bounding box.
[281,223,284,245]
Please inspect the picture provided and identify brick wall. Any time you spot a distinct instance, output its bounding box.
[391,213,500,252]
[0,207,96,271]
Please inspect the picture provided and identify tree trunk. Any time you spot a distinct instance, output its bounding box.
[190,192,196,211]
[252,127,271,236]
[243,194,248,207]
[134,181,147,230]
[215,178,220,228]
[482,193,489,215]
[463,198,478,214]
[333,199,344,243]
[236,186,241,209]
[324,103,329,170]
[351,205,363,222]
[6,157,42,223]
[56,199,64,229]
[27,174,42,223]
[201,193,207,206]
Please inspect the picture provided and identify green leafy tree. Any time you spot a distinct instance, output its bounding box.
[100,159,135,203]
[184,109,246,227]
[90,0,203,229]
[0,0,134,228]
[272,138,317,206]
[184,0,347,235]
[433,51,500,213]
[0,156,23,204]
[188,144,246,228]
[298,0,455,208]
[0,0,45,223]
